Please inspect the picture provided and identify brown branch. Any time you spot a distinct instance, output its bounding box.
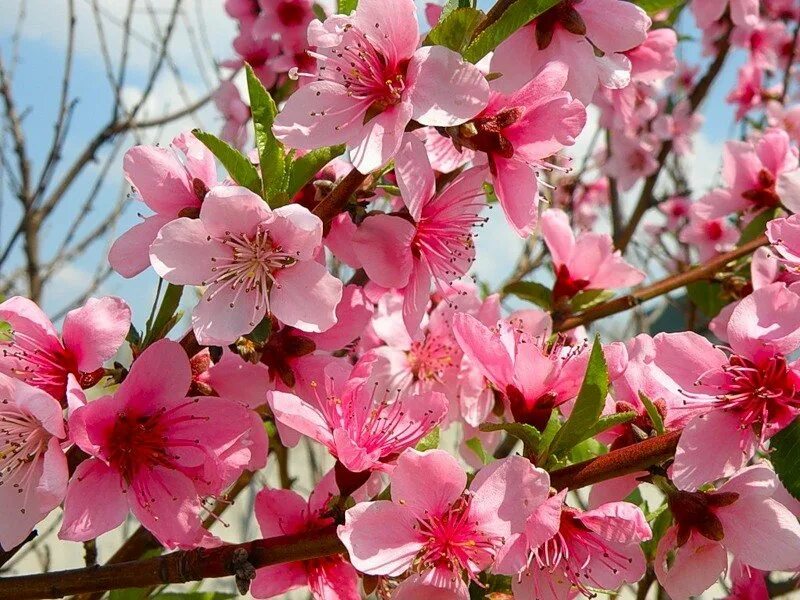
[312,168,370,228]
[554,234,767,332]
[471,0,517,39]
[614,33,731,252]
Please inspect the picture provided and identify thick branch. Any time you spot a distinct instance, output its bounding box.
[312,168,370,227]
[554,234,767,332]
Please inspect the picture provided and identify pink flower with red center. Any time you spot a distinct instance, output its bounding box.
[452,312,588,428]
[490,0,651,103]
[726,62,765,121]
[59,339,268,549]
[658,195,691,228]
[352,135,488,334]
[541,208,644,304]
[654,466,800,600]
[602,133,660,191]
[446,61,586,236]
[272,0,490,174]
[254,0,315,50]
[654,282,800,490]
[268,356,447,472]
[338,449,550,599]
[150,185,343,345]
[251,473,361,600]
[0,296,130,404]
[697,128,800,219]
[625,28,678,84]
[0,374,68,550]
[652,99,703,156]
[678,204,739,261]
[496,491,651,600]
[109,132,217,278]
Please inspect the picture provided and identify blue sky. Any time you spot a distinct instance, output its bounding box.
[0,0,743,333]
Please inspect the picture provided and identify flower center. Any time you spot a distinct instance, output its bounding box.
[449,107,522,160]
[276,0,307,26]
[742,168,781,210]
[407,335,455,382]
[552,263,590,301]
[0,331,77,402]
[0,399,51,513]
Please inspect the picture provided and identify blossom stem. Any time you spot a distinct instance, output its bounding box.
[554,234,767,332]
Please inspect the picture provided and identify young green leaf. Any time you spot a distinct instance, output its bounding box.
[425,7,485,53]
[503,281,553,310]
[480,422,541,459]
[285,144,345,198]
[465,437,490,465]
[463,0,561,63]
[639,391,665,435]
[415,426,440,452]
[0,320,13,343]
[570,289,615,313]
[634,0,685,15]
[192,130,261,194]
[549,336,609,455]
[337,0,357,14]
[686,280,726,318]
[143,284,184,347]
[770,417,800,500]
[246,65,287,206]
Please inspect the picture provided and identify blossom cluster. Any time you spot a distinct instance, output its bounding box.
[5,0,800,599]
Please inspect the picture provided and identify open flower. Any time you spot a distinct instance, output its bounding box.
[269,357,447,472]
[692,0,759,29]
[338,449,550,599]
[272,0,490,173]
[150,185,343,345]
[109,132,217,278]
[0,296,130,404]
[0,374,68,550]
[655,466,800,600]
[59,339,267,549]
[654,282,800,489]
[541,208,644,304]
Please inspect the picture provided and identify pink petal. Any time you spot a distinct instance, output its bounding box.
[254,488,309,538]
[691,0,727,28]
[36,437,69,514]
[777,170,800,213]
[200,185,272,239]
[206,350,270,410]
[452,313,514,391]
[654,527,727,600]
[117,339,191,413]
[311,284,374,352]
[671,411,757,490]
[123,145,196,215]
[268,390,335,448]
[149,217,220,284]
[590,252,645,289]
[350,101,413,173]
[395,134,435,220]
[351,0,419,64]
[352,213,416,289]
[540,209,575,268]
[579,501,652,544]
[308,558,361,600]
[401,260,432,336]
[492,157,539,237]
[338,500,423,576]
[59,459,127,542]
[577,0,650,53]
[62,297,131,372]
[727,282,800,359]
[269,204,323,261]
[652,331,727,393]
[172,132,217,186]
[0,296,59,341]
[109,214,171,278]
[406,45,490,127]
[192,281,264,345]
[588,473,643,508]
[250,562,307,599]
[271,260,343,333]
[391,449,466,520]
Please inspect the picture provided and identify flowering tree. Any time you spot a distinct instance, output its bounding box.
[4,0,800,599]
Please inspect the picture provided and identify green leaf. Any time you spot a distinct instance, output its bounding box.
[639,391,665,435]
[312,3,327,20]
[738,206,780,246]
[634,0,685,15]
[143,284,184,347]
[536,409,561,458]
[248,317,272,344]
[425,8,485,53]
[246,65,287,206]
[480,422,541,459]
[286,145,345,198]
[465,437,490,465]
[463,0,561,63]
[0,320,13,343]
[503,281,553,310]
[337,0,357,14]
[686,280,726,318]
[415,426,440,452]
[568,437,607,463]
[642,504,672,559]
[570,289,615,313]
[192,130,261,194]
[770,417,800,500]
[549,336,609,455]
[440,0,472,20]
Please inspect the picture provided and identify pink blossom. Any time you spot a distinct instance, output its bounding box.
[353,136,487,334]
[214,81,251,149]
[453,312,588,428]
[150,185,343,345]
[768,213,800,266]
[626,28,678,84]
[652,100,703,156]
[448,61,586,236]
[225,0,259,20]
[272,0,490,174]
[490,0,651,103]
[678,205,739,261]
[696,128,800,219]
[0,296,130,403]
[338,449,550,598]
[0,374,68,550]
[766,100,800,144]
[658,195,692,229]
[726,62,765,121]
[59,339,267,549]
[269,356,447,472]
[654,466,800,600]
[253,0,314,50]
[692,0,759,30]
[497,491,651,600]
[733,20,791,70]
[227,18,281,88]
[109,133,218,278]
[726,561,769,600]
[603,133,659,191]
[654,283,800,489]
[541,208,644,303]
[251,474,360,600]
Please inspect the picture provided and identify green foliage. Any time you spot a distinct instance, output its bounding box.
[503,281,552,310]
[633,0,685,15]
[337,0,358,14]
[770,418,800,500]
[426,8,485,53]
[570,289,615,312]
[0,320,13,343]
[639,391,665,435]
[285,145,345,198]
[192,130,261,194]
[549,337,609,455]
[415,426,441,452]
[465,437,490,465]
[462,0,561,63]
[686,280,726,318]
[246,65,288,206]
[441,0,473,20]
[480,421,541,459]
[248,317,273,344]
[738,206,780,245]
[142,284,184,348]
